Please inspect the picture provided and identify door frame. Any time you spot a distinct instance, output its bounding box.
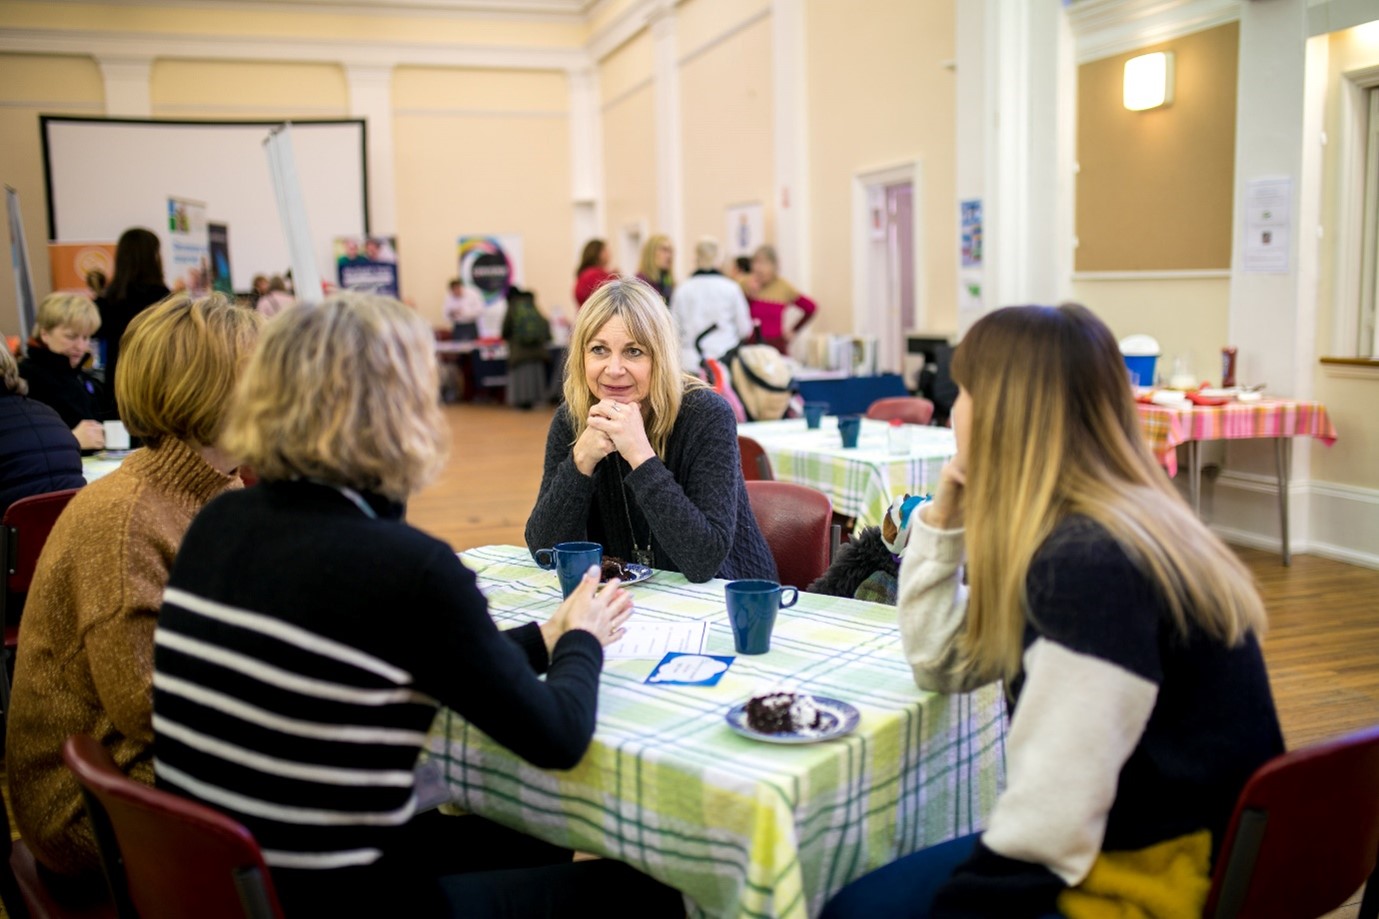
[851,160,925,374]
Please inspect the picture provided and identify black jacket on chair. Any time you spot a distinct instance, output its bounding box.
[17,347,108,430]
[0,392,85,517]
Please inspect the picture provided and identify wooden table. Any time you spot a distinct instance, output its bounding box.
[1135,398,1338,565]
[426,545,1006,919]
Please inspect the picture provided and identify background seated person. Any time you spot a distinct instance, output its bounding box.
[6,292,260,891]
[822,304,1283,919]
[0,345,85,516]
[153,291,680,918]
[743,244,816,355]
[526,276,775,583]
[18,293,108,451]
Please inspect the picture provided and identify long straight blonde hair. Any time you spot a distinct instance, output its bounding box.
[951,304,1267,684]
[563,276,705,458]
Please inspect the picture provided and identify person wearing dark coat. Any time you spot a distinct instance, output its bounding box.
[96,227,170,405]
[18,293,108,451]
[0,346,85,516]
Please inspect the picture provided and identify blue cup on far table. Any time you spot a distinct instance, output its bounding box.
[838,414,862,449]
[803,401,829,429]
[725,579,799,654]
[534,541,602,598]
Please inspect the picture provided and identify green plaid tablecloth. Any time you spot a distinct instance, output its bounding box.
[426,545,1007,919]
[736,419,956,532]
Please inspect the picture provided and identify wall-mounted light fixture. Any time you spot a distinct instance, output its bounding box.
[1123,51,1174,111]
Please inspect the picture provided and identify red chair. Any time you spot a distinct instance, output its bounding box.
[62,735,285,919]
[1204,724,1379,919]
[745,481,836,590]
[0,778,115,918]
[1,488,82,713]
[864,397,935,426]
[738,435,773,481]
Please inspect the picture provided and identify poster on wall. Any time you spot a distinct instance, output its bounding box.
[48,241,115,295]
[335,235,399,297]
[6,186,37,347]
[724,203,764,259]
[167,196,210,295]
[458,235,524,339]
[960,199,983,268]
[207,223,233,296]
[1242,177,1291,274]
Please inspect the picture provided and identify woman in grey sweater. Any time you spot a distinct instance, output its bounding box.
[526,276,775,583]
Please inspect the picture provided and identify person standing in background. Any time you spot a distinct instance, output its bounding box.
[502,286,552,410]
[743,244,816,354]
[254,275,295,320]
[670,237,753,372]
[444,277,485,342]
[636,235,675,304]
[573,239,616,309]
[97,227,170,407]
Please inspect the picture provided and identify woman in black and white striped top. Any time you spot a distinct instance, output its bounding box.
[153,292,680,918]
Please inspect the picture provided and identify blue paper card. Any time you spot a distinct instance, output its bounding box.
[645,652,735,687]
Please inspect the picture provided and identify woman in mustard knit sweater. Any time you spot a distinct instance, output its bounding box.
[5,292,260,893]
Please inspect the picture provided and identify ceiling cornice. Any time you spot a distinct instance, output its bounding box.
[1067,0,1241,63]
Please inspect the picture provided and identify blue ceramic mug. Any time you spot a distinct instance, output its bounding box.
[803,401,829,429]
[534,541,602,598]
[725,579,799,654]
[838,414,863,449]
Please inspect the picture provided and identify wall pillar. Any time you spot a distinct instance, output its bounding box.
[650,2,683,262]
[771,0,810,289]
[97,55,152,117]
[345,64,396,236]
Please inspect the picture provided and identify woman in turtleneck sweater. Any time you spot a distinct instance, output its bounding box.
[6,292,260,894]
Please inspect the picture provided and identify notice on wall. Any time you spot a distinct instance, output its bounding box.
[167,196,210,295]
[960,199,983,267]
[725,203,764,259]
[1242,177,1292,274]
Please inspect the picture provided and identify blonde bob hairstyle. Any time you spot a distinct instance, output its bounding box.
[562,275,706,459]
[0,347,27,395]
[222,291,448,502]
[116,292,261,448]
[949,303,1266,685]
[35,292,100,337]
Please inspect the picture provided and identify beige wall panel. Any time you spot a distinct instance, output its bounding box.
[601,85,657,274]
[393,109,572,324]
[1076,24,1238,271]
[1312,373,1379,490]
[679,15,773,269]
[804,0,957,337]
[0,54,105,334]
[0,2,584,47]
[394,67,568,113]
[151,60,347,117]
[1070,278,1230,387]
[588,0,640,37]
[676,0,770,55]
[600,29,654,105]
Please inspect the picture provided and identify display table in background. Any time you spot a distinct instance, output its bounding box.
[791,372,908,417]
[427,545,1006,919]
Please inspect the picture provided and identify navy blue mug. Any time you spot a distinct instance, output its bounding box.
[838,414,862,448]
[803,401,829,429]
[535,541,602,598]
[725,579,799,654]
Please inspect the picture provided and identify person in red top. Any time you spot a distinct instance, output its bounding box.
[573,239,617,309]
[742,244,816,354]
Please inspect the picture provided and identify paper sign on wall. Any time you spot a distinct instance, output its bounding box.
[1242,177,1291,274]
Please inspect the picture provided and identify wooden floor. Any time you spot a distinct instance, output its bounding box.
[4,401,1376,916]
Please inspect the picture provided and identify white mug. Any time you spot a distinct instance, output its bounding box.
[102,420,131,451]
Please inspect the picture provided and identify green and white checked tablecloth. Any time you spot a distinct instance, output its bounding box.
[426,545,1006,919]
[736,419,956,533]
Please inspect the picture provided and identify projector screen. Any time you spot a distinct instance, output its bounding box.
[42,117,368,292]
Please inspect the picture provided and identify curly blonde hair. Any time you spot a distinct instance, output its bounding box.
[222,291,448,502]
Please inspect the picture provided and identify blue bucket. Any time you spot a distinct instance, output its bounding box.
[1123,354,1157,388]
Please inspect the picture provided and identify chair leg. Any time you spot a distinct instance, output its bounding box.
[1359,860,1378,919]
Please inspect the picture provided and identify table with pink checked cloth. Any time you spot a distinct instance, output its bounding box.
[1135,399,1338,565]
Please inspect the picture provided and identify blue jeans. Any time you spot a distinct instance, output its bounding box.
[821,833,1064,919]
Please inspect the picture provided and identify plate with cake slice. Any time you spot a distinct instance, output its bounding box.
[600,556,654,585]
[725,691,860,745]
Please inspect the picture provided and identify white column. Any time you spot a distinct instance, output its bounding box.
[345,64,396,236]
[567,64,604,259]
[651,3,683,259]
[772,0,810,288]
[97,56,152,117]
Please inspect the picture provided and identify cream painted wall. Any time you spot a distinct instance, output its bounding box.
[600,28,654,105]
[600,85,657,273]
[150,60,348,117]
[679,12,773,267]
[1071,278,1231,387]
[803,0,958,338]
[677,0,769,54]
[0,53,104,336]
[1311,22,1379,490]
[392,67,572,323]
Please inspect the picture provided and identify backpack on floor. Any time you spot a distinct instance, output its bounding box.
[727,345,793,422]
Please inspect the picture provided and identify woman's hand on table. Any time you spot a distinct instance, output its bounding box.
[587,400,656,469]
[541,566,633,652]
[921,458,966,530]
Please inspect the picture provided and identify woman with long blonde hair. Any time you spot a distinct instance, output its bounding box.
[823,304,1283,919]
[526,276,774,582]
[636,234,675,303]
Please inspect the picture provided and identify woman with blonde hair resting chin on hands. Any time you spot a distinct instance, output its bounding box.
[526,275,775,583]
[153,291,681,918]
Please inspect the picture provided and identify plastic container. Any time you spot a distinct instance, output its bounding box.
[887,418,911,455]
[1118,334,1161,388]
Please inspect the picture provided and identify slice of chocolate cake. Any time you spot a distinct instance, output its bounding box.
[600,556,631,582]
[745,691,823,734]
